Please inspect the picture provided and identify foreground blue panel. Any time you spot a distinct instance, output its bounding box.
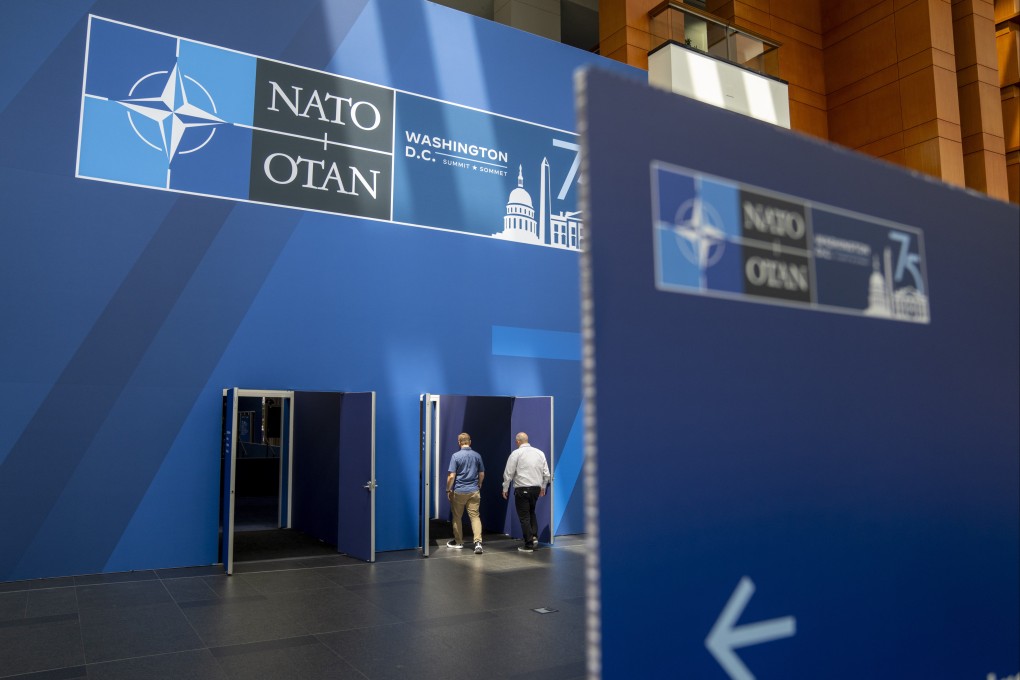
[579,68,1019,679]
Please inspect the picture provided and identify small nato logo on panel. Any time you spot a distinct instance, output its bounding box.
[651,161,930,323]
[653,166,743,295]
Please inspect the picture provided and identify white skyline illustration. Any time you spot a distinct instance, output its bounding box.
[864,246,930,322]
[492,159,582,250]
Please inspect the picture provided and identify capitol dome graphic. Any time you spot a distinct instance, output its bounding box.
[498,165,540,244]
[864,246,930,322]
[493,159,583,250]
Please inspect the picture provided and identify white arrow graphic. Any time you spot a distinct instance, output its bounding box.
[705,576,796,680]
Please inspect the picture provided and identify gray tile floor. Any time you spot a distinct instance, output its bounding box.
[0,536,589,680]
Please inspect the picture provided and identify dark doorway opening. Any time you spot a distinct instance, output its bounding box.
[221,388,376,573]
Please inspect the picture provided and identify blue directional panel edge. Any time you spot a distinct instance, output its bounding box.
[579,68,1019,680]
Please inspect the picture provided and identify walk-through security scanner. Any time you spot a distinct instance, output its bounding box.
[419,394,553,556]
[221,388,376,573]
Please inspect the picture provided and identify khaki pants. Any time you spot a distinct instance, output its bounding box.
[450,490,482,545]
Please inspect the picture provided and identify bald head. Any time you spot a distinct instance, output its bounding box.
[515,432,529,446]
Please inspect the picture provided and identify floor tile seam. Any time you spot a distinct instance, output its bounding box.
[159,576,218,655]
[0,612,80,629]
[236,582,342,599]
[83,646,215,670]
[205,640,373,680]
[0,582,77,596]
[158,571,221,600]
[0,590,29,622]
[326,583,392,616]
[207,633,323,657]
[340,577,423,592]
[76,596,191,618]
[301,607,433,637]
[81,636,207,664]
[0,662,88,680]
[72,583,87,671]
[312,623,425,676]
[74,578,176,610]
[175,593,269,608]
[306,634,372,680]
[231,562,359,580]
[248,580,368,599]
[389,603,540,629]
[300,624,385,641]
[320,581,443,624]
[347,595,423,623]
[72,570,160,587]
[154,567,224,581]
[311,616,416,642]
[232,552,363,571]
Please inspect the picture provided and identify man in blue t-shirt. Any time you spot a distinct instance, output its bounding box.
[447,432,485,554]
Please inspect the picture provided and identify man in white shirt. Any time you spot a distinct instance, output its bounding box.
[501,432,550,553]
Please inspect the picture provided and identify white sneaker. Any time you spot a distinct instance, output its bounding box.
[447,540,464,549]
[474,542,483,554]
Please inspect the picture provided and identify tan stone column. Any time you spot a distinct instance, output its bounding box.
[953,0,1010,198]
[996,0,1020,202]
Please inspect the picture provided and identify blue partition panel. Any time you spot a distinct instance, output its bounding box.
[292,391,341,545]
[579,68,1019,680]
[508,397,553,541]
[337,392,375,561]
[435,395,467,521]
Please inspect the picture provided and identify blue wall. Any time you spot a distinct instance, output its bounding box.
[580,68,1019,679]
[0,0,638,581]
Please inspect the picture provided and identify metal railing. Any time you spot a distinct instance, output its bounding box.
[648,1,781,79]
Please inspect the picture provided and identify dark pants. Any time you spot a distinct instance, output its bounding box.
[513,486,540,547]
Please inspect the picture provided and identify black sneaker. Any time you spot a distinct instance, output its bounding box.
[474,542,483,554]
[447,540,464,549]
[517,545,534,553]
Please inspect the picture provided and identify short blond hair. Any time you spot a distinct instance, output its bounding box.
[458,433,471,446]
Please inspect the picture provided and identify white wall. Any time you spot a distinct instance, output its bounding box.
[648,43,790,128]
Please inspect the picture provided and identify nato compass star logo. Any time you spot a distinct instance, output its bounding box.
[671,196,727,288]
[118,63,225,161]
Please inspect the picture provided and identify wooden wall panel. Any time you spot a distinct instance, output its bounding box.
[826,15,898,93]
[777,39,827,95]
[789,99,830,137]
[999,23,1020,85]
[824,0,896,45]
[601,0,1013,199]
[1004,85,1020,148]
[772,0,823,33]
[954,0,1009,198]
